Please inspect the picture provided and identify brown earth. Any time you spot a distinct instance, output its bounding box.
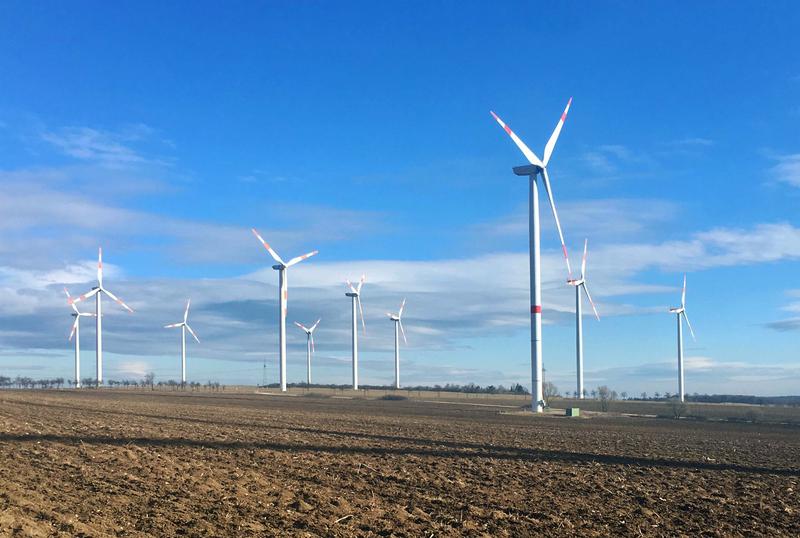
[0,390,798,537]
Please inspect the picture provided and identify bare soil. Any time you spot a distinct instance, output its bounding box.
[0,390,798,537]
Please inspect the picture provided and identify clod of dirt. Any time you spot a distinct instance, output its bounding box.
[291,499,313,513]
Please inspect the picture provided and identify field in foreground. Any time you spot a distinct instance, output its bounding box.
[0,390,798,537]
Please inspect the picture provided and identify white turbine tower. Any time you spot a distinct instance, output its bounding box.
[68,248,134,387]
[294,319,320,385]
[669,274,695,403]
[164,299,200,384]
[64,288,96,389]
[566,239,599,400]
[490,98,574,412]
[386,299,407,389]
[252,228,318,392]
[345,275,366,390]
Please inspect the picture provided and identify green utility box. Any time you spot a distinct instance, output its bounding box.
[566,408,580,417]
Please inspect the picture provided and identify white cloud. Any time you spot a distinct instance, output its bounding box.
[772,153,800,187]
[550,356,800,396]
[475,198,678,240]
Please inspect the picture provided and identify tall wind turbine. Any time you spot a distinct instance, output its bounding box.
[386,299,407,389]
[294,319,320,385]
[252,228,317,392]
[64,287,96,389]
[345,275,366,390]
[490,98,574,412]
[566,239,599,400]
[68,248,134,387]
[669,274,695,403]
[164,299,200,384]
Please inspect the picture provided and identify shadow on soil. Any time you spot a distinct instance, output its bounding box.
[2,431,798,478]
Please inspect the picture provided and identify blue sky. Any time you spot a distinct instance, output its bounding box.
[1,2,799,395]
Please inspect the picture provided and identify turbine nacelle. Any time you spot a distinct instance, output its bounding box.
[566,239,599,321]
[491,99,575,278]
[387,298,407,344]
[513,164,543,176]
[68,249,134,313]
[671,274,695,341]
[345,275,367,334]
[164,299,199,343]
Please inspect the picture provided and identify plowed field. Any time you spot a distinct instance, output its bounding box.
[0,390,798,536]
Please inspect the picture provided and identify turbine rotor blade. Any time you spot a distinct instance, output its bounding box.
[68,317,79,341]
[399,319,407,345]
[682,311,696,342]
[281,278,288,319]
[489,111,544,167]
[357,274,366,294]
[64,287,80,314]
[97,247,103,287]
[582,283,600,321]
[186,324,200,343]
[398,298,406,318]
[164,323,182,328]
[70,288,100,305]
[294,321,309,332]
[357,295,366,335]
[345,280,357,294]
[251,228,284,265]
[101,288,134,313]
[183,299,191,323]
[542,97,573,167]
[310,333,315,353]
[681,274,687,309]
[581,238,588,280]
[541,168,572,277]
[310,318,321,332]
[286,250,318,267]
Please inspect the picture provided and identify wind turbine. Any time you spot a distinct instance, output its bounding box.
[252,228,318,392]
[64,287,96,389]
[490,98,574,412]
[294,319,321,385]
[566,239,599,400]
[669,274,695,403]
[386,298,407,389]
[345,275,366,390]
[68,248,134,387]
[164,299,200,384]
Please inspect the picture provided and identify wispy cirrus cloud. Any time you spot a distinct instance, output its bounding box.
[771,153,800,188]
[40,123,168,169]
[765,289,800,332]
[663,137,714,148]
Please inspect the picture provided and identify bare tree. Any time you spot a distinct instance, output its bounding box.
[144,372,156,390]
[543,381,559,402]
[597,385,616,412]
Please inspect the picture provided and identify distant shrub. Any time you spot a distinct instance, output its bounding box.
[380,394,408,401]
[744,409,763,424]
[302,392,329,399]
[670,400,687,419]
